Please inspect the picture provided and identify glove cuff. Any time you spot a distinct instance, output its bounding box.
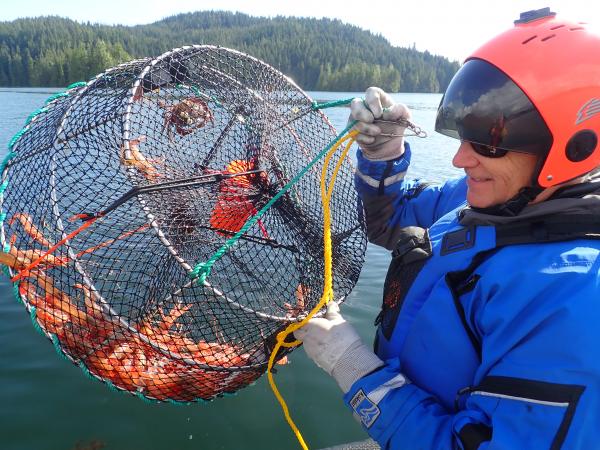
[331,340,385,393]
[360,139,405,161]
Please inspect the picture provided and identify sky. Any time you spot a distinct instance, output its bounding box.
[1,0,599,62]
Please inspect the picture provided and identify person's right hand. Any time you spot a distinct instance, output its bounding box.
[293,301,384,393]
[349,87,411,161]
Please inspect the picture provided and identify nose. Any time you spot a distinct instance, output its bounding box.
[452,141,479,169]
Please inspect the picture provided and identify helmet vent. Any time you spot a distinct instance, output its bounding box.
[550,25,565,30]
[541,34,556,42]
[570,27,585,31]
[522,35,537,44]
[565,130,598,162]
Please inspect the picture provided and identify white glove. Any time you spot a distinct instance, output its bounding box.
[349,87,411,161]
[294,302,384,393]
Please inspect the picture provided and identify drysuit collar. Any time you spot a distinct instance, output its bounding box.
[469,186,544,217]
[459,177,600,226]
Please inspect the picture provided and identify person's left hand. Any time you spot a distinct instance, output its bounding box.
[294,302,384,393]
[349,87,411,161]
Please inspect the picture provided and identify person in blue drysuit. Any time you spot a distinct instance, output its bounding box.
[294,9,600,449]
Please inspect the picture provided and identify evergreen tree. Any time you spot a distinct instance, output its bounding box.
[0,13,459,91]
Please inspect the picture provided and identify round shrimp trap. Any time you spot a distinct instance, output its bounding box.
[0,45,367,402]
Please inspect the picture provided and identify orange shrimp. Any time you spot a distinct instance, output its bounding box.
[81,300,256,401]
[21,274,257,401]
[84,329,254,401]
[20,280,71,337]
[0,213,68,275]
[18,271,119,359]
[0,248,68,271]
[20,277,90,355]
[120,136,162,181]
[73,283,106,321]
[3,213,263,400]
[8,213,53,248]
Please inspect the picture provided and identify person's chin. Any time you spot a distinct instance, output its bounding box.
[466,192,495,209]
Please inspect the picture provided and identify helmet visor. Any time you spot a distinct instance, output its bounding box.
[435,59,553,156]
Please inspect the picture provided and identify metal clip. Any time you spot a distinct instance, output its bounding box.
[374,118,428,138]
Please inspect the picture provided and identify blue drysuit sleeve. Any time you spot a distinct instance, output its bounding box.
[343,244,600,449]
[355,143,467,250]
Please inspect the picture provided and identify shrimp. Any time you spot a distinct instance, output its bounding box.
[0,213,68,272]
[0,247,67,271]
[83,302,255,401]
[84,336,254,401]
[8,213,53,248]
[120,136,162,181]
[19,277,109,358]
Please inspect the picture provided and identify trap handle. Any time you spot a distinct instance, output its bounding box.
[78,170,264,221]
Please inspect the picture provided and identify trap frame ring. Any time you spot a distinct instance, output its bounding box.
[120,45,344,326]
[0,59,274,373]
[0,46,363,381]
[2,66,131,327]
[0,72,162,377]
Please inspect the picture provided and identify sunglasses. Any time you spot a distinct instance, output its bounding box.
[470,142,508,158]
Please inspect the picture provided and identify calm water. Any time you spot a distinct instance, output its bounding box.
[0,88,461,450]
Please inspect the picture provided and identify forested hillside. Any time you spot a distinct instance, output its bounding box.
[0,11,459,92]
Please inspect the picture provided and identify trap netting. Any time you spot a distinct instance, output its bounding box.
[0,45,367,402]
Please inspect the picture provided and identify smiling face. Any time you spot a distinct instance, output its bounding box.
[452,141,539,208]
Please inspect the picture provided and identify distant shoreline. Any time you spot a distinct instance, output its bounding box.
[0,13,458,92]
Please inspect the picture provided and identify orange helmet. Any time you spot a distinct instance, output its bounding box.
[435,8,600,188]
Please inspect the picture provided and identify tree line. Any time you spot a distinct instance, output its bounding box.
[0,12,459,92]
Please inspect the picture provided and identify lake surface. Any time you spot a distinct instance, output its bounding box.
[0,88,461,450]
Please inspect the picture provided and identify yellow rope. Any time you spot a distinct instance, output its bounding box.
[267,129,359,450]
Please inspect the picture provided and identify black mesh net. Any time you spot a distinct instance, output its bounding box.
[0,46,367,402]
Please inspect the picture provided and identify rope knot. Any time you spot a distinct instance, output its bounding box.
[190,262,211,283]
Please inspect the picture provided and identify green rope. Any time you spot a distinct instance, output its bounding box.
[78,361,100,382]
[187,84,201,96]
[24,107,49,126]
[7,83,82,152]
[0,180,9,196]
[50,334,71,362]
[29,307,44,335]
[311,98,354,110]
[8,130,26,151]
[44,92,70,105]
[0,151,17,230]
[0,151,15,171]
[134,390,154,404]
[1,82,85,259]
[189,119,357,283]
[12,283,21,303]
[103,379,119,393]
[0,152,15,254]
[67,81,87,89]
[167,398,190,406]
